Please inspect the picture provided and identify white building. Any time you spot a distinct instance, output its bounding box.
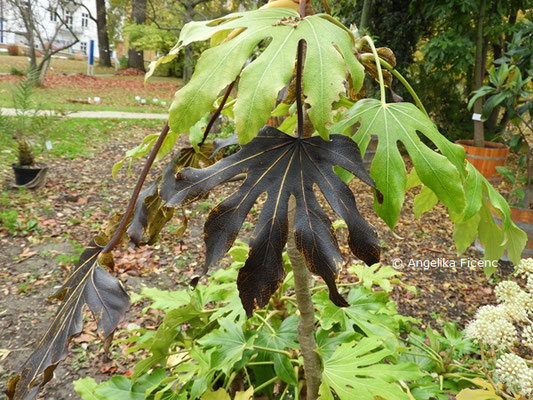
[0,0,99,58]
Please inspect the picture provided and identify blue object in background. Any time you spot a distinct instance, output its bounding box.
[89,40,95,66]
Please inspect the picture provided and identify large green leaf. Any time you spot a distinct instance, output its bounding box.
[151,8,363,143]
[315,289,399,350]
[331,99,466,228]
[256,315,298,385]
[320,337,422,400]
[454,165,527,267]
[197,318,256,374]
[95,369,166,400]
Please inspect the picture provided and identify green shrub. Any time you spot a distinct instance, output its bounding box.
[74,242,481,400]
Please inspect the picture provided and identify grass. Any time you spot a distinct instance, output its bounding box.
[0,55,181,113]
[0,54,115,75]
[0,118,162,168]
[0,77,178,113]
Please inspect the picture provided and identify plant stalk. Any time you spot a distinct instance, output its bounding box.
[287,197,321,400]
[359,0,372,31]
[101,122,170,255]
[379,58,429,117]
[199,80,236,147]
[363,35,386,104]
[296,39,305,139]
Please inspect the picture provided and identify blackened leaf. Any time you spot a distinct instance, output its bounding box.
[162,126,380,316]
[211,134,240,159]
[128,143,217,247]
[7,240,130,400]
[128,180,175,246]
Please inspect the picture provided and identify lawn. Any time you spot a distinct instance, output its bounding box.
[0,56,181,113]
[0,118,163,168]
[0,53,115,75]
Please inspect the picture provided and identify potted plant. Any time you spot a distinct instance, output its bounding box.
[0,70,52,189]
[483,47,533,256]
[452,0,506,182]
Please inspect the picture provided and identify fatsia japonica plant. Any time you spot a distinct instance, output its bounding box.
[6,0,528,399]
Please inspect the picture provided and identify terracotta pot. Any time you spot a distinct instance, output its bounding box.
[455,140,509,183]
[493,206,533,258]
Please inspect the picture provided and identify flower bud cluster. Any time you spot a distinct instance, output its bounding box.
[464,259,533,397]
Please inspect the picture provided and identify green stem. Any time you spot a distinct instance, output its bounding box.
[255,313,276,334]
[247,361,274,366]
[253,345,292,357]
[254,376,279,393]
[224,371,237,390]
[363,35,386,104]
[379,58,429,117]
[279,384,290,400]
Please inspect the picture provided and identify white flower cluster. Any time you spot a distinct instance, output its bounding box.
[522,324,533,347]
[465,258,533,398]
[465,305,518,348]
[495,353,533,396]
[517,258,533,277]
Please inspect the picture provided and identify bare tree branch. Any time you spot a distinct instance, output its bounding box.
[37,9,80,70]
[68,0,97,23]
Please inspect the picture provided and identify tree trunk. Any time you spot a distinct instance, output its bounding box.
[472,0,486,147]
[17,0,37,71]
[96,0,112,67]
[359,0,372,31]
[287,197,321,400]
[37,57,51,86]
[128,0,147,71]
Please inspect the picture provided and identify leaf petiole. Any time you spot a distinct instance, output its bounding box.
[378,58,429,117]
[363,35,386,104]
[254,376,280,393]
[252,345,292,357]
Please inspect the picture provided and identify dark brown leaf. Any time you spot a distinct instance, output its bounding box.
[128,180,174,246]
[161,126,380,316]
[211,134,240,159]
[7,239,130,400]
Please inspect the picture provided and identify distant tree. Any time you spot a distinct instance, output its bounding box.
[412,0,531,141]
[128,0,258,80]
[128,0,147,70]
[6,0,80,84]
[71,0,112,67]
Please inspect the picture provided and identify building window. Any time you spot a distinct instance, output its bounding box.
[49,8,57,22]
[81,13,89,28]
[80,42,87,55]
[65,11,73,28]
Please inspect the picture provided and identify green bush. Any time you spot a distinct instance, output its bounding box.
[74,242,481,400]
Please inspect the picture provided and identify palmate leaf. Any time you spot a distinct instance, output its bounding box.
[161,126,380,316]
[319,337,423,400]
[7,239,130,400]
[150,7,364,143]
[453,164,527,268]
[331,98,466,228]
